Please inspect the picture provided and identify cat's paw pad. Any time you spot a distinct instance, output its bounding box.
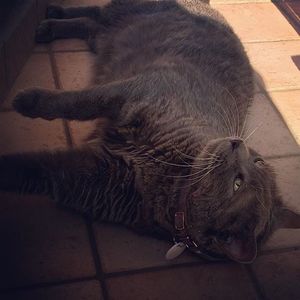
[35,20,54,43]
[47,5,64,19]
[13,89,40,118]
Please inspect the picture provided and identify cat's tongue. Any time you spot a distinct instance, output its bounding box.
[219,234,257,264]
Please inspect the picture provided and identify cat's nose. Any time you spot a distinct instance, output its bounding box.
[230,138,242,150]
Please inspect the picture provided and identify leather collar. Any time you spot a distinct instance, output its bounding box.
[173,177,199,249]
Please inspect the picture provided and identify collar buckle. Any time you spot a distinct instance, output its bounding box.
[175,211,185,231]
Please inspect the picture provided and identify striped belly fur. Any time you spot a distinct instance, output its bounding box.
[51,151,141,226]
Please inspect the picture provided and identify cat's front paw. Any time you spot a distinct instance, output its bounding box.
[13,89,41,118]
[47,5,64,19]
[13,88,57,120]
[36,20,54,43]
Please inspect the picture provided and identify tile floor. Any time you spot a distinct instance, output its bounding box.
[0,1,300,299]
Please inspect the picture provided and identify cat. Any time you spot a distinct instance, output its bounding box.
[0,0,299,264]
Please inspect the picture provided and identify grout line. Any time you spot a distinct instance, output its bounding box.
[255,81,300,95]
[268,87,300,93]
[48,43,108,300]
[47,45,74,148]
[244,265,267,300]
[47,45,63,91]
[85,220,110,300]
[243,37,300,44]
[104,260,214,279]
[0,276,97,295]
[265,153,300,160]
[266,86,300,93]
[62,119,74,148]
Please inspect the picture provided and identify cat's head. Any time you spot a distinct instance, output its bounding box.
[178,137,300,263]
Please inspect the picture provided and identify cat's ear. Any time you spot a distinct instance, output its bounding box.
[274,207,300,230]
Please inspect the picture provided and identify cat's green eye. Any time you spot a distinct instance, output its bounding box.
[233,177,243,192]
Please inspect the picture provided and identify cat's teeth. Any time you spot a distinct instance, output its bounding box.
[165,242,186,260]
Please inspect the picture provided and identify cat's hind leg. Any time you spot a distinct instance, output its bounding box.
[0,150,103,217]
[36,17,100,43]
[47,5,101,20]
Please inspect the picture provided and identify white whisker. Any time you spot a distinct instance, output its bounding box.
[244,122,263,142]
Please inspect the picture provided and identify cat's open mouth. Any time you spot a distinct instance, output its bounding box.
[214,232,257,264]
[189,237,257,264]
[188,230,258,264]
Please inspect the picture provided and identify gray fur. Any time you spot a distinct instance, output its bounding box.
[1,0,299,263]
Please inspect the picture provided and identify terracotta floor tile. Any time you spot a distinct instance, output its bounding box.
[212,3,299,42]
[1,280,102,300]
[0,193,95,289]
[263,229,300,251]
[246,93,300,157]
[252,251,300,300]
[270,90,300,146]
[55,52,95,90]
[0,112,67,155]
[52,39,89,52]
[69,118,108,146]
[107,263,258,300]
[69,120,98,146]
[5,1,37,87]
[33,44,48,53]
[245,41,300,91]
[93,223,199,273]
[2,53,55,109]
[268,156,300,211]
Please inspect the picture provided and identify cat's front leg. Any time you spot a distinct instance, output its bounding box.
[13,86,123,121]
[13,70,167,122]
[13,74,148,121]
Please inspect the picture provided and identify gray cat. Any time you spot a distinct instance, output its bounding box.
[1,0,299,263]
